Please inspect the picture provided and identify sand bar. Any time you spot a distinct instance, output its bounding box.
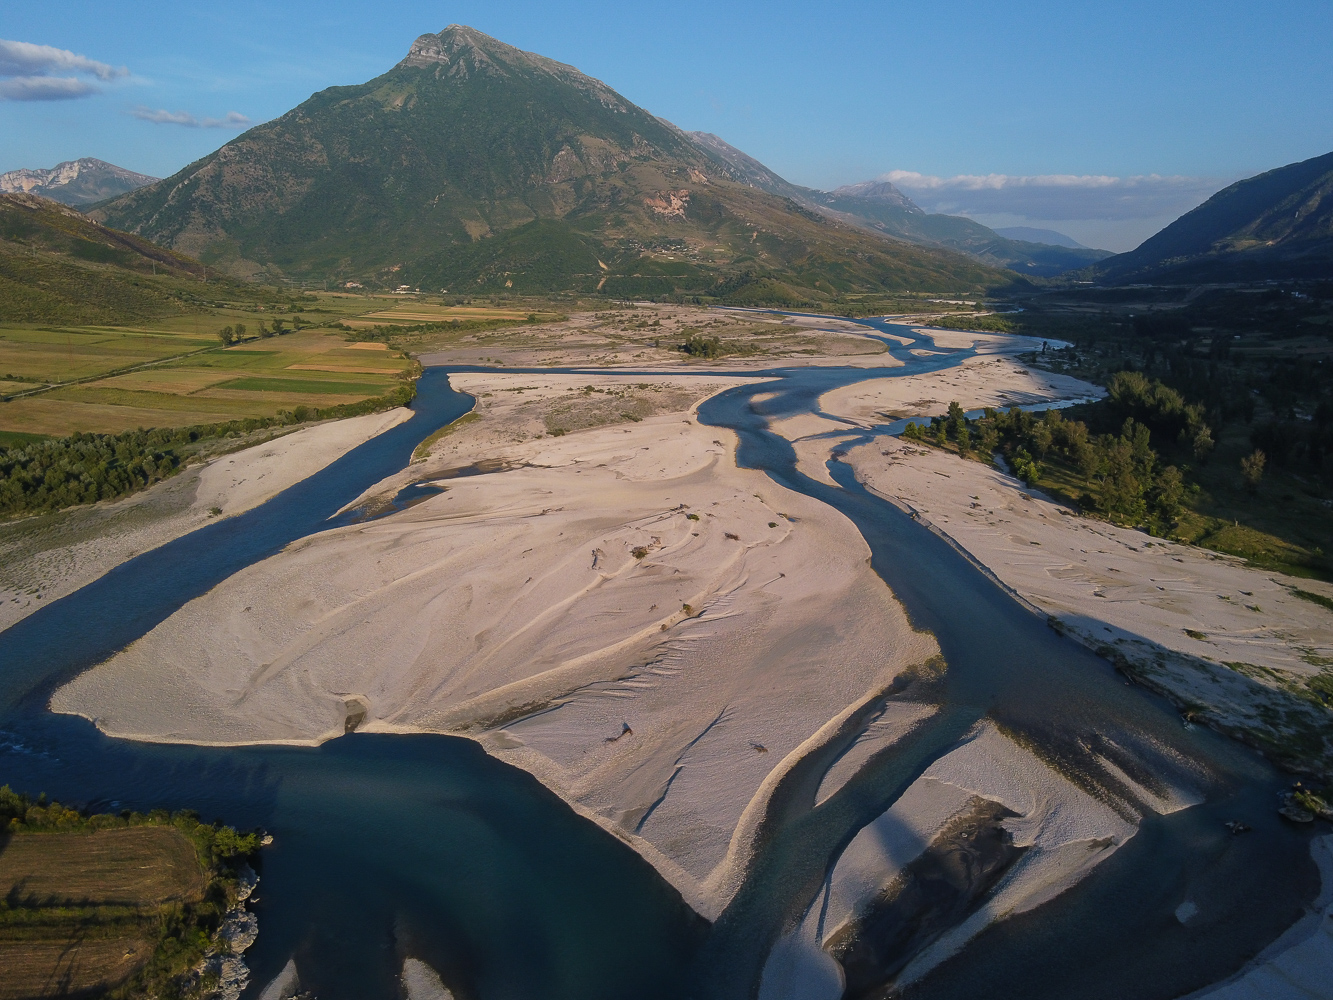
[51,372,939,916]
[836,435,1333,774]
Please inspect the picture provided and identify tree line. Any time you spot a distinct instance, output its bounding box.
[217,316,307,345]
[0,382,414,519]
[902,372,1216,533]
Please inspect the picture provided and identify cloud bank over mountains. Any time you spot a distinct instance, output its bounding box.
[884,171,1222,221]
[882,170,1228,251]
[0,38,127,101]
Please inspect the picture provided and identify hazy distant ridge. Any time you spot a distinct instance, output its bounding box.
[682,133,1111,276]
[994,226,1088,249]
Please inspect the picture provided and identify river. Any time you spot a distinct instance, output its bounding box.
[0,320,1317,999]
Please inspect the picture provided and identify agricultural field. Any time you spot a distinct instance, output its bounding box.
[0,786,261,1000]
[0,293,433,438]
[339,302,542,327]
[0,826,205,999]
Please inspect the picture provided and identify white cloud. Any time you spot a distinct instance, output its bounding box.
[132,107,253,129]
[0,39,126,81]
[0,76,99,101]
[882,170,1224,223]
[0,38,127,101]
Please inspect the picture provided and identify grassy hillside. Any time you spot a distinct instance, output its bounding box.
[94,26,1011,302]
[1094,150,1333,283]
[0,193,225,325]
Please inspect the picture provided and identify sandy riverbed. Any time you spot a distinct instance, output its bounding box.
[819,351,1102,425]
[752,347,1332,992]
[831,435,1333,776]
[412,302,893,370]
[36,321,1333,988]
[50,372,939,916]
[759,719,1192,1000]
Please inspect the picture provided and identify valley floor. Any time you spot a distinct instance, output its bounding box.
[12,313,1332,995]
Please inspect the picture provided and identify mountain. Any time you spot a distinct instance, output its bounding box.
[0,193,210,323]
[682,133,1110,277]
[684,131,816,203]
[1096,150,1333,283]
[823,179,920,211]
[814,181,1114,276]
[92,27,1005,300]
[0,159,159,208]
[994,226,1088,249]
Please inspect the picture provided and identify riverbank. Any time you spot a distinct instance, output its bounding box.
[1189,834,1333,999]
[0,408,412,632]
[834,435,1333,778]
[791,343,1333,779]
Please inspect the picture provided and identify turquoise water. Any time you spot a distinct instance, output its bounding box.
[0,329,1318,998]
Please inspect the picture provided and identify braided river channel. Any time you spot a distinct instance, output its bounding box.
[0,319,1319,999]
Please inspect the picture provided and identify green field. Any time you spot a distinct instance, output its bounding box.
[0,293,432,437]
[0,293,572,519]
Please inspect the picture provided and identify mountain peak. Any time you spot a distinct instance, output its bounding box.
[829,179,918,210]
[0,158,158,207]
[397,25,624,107]
[94,27,1005,295]
[400,25,509,72]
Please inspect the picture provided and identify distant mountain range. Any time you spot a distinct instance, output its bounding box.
[0,158,158,208]
[993,227,1088,249]
[91,26,1007,301]
[683,133,1112,277]
[1093,150,1333,283]
[41,27,1325,295]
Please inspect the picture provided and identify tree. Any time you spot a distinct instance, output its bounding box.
[1152,465,1184,523]
[1240,449,1266,491]
[218,326,236,346]
[272,318,287,335]
[234,323,247,340]
[1011,447,1042,485]
[1031,419,1054,458]
[1191,423,1215,461]
[946,401,967,442]
[1097,435,1148,522]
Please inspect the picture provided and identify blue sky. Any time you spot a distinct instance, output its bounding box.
[2,0,1331,250]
